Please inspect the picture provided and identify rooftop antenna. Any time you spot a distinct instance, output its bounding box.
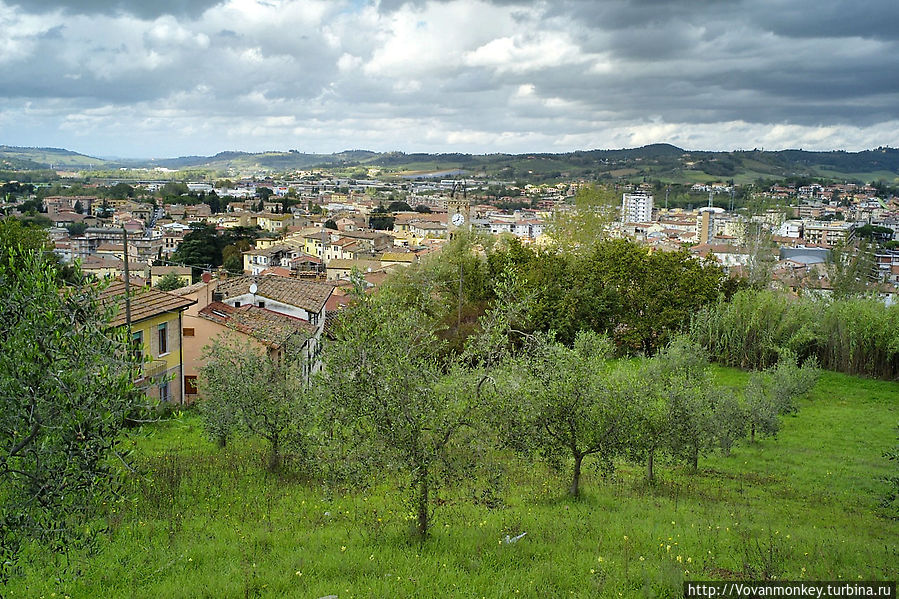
[708,190,714,209]
[665,185,669,210]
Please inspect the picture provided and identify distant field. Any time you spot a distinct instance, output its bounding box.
[812,168,899,183]
[6,367,897,598]
[387,162,467,176]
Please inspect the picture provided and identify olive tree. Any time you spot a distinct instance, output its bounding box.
[744,372,782,442]
[494,331,631,497]
[744,351,820,443]
[630,338,730,480]
[712,392,747,457]
[629,379,668,484]
[321,293,483,538]
[768,350,820,415]
[0,248,143,578]
[200,334,310,470]
[882,426,899,514]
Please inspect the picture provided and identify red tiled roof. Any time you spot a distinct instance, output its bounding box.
[259,267,292,277]
[97,279,195,327]
[198,301,315,348]
[216,275,334,313]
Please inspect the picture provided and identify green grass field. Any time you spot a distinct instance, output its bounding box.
[6,368,898,598]
[811,168,899,184]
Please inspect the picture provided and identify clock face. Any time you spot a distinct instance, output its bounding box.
[451,212,465,226]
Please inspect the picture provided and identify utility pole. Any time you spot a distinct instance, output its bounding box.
[122,227,132,335]
[457,260,463,332]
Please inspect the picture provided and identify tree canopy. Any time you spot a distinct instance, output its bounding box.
[544,184,618,254]
[171,223,260,277]
[0,247,143,577]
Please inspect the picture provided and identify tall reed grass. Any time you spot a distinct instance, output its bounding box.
[690,290,899,379]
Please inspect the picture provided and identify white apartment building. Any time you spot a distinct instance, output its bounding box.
[621,193,654,223]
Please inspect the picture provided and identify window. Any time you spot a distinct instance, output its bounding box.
[159,381,170,403]
[131,331,143,363]
[257,301,265,308]
[157,322,168,355]
[183,327,195,337]
[184,375,198,395]
[234,301,241,307]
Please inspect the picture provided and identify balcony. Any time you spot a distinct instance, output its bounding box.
[141,359,168,380]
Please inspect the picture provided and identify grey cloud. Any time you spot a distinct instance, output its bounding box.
[38,25,66,39]
[374,0,524,12]
[9,0,224,19]
[753,0,899,41]
[3,0,899,156]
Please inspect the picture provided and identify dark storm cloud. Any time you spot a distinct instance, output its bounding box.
[753,0,899,41]
[10,0,224,19]
[2,0,898,155]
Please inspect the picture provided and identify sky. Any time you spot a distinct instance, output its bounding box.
[1,0,898,159]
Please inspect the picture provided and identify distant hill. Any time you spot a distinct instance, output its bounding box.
[0,145,109,170]
[2,144,898,184]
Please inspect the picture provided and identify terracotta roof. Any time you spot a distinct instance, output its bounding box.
[394,213,447,225]
[363,270,389,287]
[216,275,334,313]
[325,293,352,312]
[326,258,381,272]
[289,254,322,265]
[380,252,415,262]
[79,254,145,272]
[150,265,191,276]
[97,279,195,327]
[171,280,210,296]
[198,302,315,348]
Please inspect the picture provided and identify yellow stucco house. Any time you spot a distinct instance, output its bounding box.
[150,265,192,288]
[256,214,292,233]
[99,280,196,404]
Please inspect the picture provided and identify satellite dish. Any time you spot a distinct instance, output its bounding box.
[249,283,258,294]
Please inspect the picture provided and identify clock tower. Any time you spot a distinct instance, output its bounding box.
[447,180,470,238]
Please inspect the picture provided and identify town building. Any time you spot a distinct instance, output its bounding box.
[97,280,195,404]
[621,193,653,223]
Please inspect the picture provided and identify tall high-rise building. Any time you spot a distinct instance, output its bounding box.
[621,192,653,223]
[696,206,725,244]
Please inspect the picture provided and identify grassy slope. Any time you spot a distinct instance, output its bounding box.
[0,147,108,168]
[7,368,898,598]
[812,168,899,184]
